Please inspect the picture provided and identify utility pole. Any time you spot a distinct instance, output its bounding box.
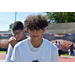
[15,12,17,22]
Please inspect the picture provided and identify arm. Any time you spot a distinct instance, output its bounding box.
[51,45,59,62]
[10,44,22,62]
[8,37,18,48]
[6,43,13,62]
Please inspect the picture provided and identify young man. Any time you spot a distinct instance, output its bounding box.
[11,15,59,62]
[58,41,62,56]
[69,43,74,56]
[6,21,27,62]
[54,41,59,48]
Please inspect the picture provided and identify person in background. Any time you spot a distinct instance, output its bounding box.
[53,41,59,56]
[69,43,74,56]
[58,41,62,56]
[6,21,27,62]
[11,15,59,62]
[54,41,59,48]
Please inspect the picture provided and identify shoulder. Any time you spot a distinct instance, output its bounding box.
[44,39,58,51]
[60,43,62,45]
[15,37,30,47]
[43,39,56,48]
[43,38,53,46]
[43,38,58,51]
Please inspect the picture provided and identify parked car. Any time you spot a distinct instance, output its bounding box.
[0,34,12,52]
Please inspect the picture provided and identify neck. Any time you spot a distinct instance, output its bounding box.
[30,38,43,48]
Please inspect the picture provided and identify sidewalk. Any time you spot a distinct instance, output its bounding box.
[0,53,6,62]
[59,56,75,62]
[0,60,5,62]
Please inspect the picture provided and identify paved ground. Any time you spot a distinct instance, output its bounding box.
[0,53,6,59]
[0,53,6,62]
[0,60,5,62]
[59,56,75,62]
[0,53,75,62]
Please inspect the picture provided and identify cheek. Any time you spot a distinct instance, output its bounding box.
[17,34,23,39]
[39,31,43,35]
[29,33,32,37]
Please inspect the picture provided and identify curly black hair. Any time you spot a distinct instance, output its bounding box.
[24,15,48,30]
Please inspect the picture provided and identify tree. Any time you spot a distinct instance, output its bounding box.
[45,12,75,23]
[38,12,50,23]
[8,23,13,31]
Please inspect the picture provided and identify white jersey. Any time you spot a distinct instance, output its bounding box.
[58,43,62,50]
[6,43,13,62]
[11,38,59,62]
[53,43,59,50]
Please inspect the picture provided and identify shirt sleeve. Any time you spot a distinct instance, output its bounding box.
[51,45,59,62]
[10,44,22,62]
[6,43,13,62]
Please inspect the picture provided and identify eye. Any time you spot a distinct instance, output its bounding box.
[37,29,40,31]
[30,29,33,31]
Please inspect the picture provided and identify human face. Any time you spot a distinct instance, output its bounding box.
[12,29,24,41]
[28,28,45,42]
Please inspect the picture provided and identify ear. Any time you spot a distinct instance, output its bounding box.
[43,28,45,33]
[23,28,25,32]
[27,29,30,33]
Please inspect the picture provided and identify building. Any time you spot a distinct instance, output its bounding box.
[45,22,75,33]
[0,31,11,34]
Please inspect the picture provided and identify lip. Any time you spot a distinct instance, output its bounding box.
[33,36,38,38]
[16,37,19,40]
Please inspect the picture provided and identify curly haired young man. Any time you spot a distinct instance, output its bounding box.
[11,15,59,62]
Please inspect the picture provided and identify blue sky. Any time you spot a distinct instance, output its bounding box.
[0,12,45,31]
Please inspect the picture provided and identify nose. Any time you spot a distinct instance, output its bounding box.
[33,30,37,35]
[14,34,18,39]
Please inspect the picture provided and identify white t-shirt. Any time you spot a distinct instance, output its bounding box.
[53,43,59,50]
[58,43,62,50]
[6,43,13,62]
[11,38,59,62]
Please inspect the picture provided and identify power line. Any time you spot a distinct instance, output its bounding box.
[0,20,13,24]
[17,13,25,20]
[0,20,10,22]
[0,22,10,24]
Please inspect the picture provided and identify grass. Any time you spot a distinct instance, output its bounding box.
[60,53,75,57]
[0,51,6,53]
[60,54,71,57]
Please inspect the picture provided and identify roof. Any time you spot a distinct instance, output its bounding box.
[45,22,75,33]
[0,31,11,34]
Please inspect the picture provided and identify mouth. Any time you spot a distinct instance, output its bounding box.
[16,37,20,40]
[33,36,38,38]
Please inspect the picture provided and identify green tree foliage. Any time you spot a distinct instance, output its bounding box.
[8,23,13,31]
[46,12,75,23]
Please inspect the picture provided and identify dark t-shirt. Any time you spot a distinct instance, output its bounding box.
[69,45,74,50]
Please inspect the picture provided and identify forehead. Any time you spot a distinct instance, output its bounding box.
[12,29,22,33]
[29,26,41,30]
